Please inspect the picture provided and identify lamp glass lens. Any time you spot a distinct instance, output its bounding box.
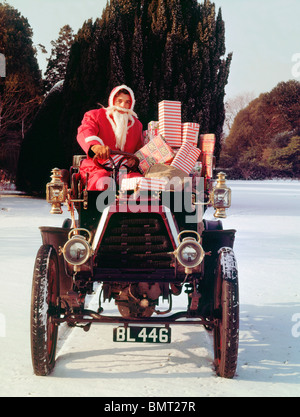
[181,245,198,263]
[65,240,88,264]
[178,242,203,267]
[214,188,229,207]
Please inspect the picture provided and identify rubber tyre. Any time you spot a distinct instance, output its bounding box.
[213,248,239,378]
[31,245,60,376]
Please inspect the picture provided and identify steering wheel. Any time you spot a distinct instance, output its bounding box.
[93,150,140,173]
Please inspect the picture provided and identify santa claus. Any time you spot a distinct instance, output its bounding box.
[77,85,143,190]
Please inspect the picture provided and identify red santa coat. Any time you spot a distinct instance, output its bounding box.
[77,89,143,190]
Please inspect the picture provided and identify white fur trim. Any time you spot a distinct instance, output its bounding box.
[85,136,104,146]
[108,85,135,110]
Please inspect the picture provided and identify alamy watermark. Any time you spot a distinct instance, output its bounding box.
[291,313,300,338]
[0,313,6,337]
[291,53,300,78]
[95,175,206,224]
[0,53,6,78]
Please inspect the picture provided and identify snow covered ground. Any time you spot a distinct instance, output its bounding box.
[0,180,300,397]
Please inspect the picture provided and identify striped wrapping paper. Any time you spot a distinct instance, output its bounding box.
[101,153,128,167]
[120,177,141,191]
[171,141,201,175]
[182,122,200,147]
[139,177,168,191]
[158,100,182,148]
[121,177,168,191]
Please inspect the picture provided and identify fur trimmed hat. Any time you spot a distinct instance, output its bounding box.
[108,84,136,110]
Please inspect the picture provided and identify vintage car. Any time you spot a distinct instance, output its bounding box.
[30,150,239,378]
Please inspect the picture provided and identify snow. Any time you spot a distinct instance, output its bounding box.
[0,180,300,397]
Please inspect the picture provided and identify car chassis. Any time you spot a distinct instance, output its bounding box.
[30,151,239,378]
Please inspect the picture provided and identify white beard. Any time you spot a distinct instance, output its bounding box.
[106,106,137,151]
[113,110,129,151]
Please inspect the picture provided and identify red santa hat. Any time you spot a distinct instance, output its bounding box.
[108,84,136,110]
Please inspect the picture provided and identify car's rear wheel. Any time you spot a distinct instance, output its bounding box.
[213,248,239,378]
[31,245,60,376]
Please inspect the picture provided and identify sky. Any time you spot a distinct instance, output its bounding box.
[4,0,300,100]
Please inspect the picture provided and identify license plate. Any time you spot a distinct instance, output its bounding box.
[113,326,171,343]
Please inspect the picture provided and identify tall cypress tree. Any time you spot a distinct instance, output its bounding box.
[44,25,74,92]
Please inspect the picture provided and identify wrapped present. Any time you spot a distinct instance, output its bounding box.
[139,177,168,191]
[142,130,150,145]
[121,176,168,192]
[171,141,201,175]
[148,121,159,136]
[158,100,182,148]
[191,161,202,175]
[199,134,215,178]
[121,177,141,191]
[199,134,215,154]
[143,121,159,145]
[182,122,200,147]
[103,153,128,168]
[134,134,175,174]
[202,153,214,178]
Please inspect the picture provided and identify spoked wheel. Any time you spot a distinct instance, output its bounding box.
[31,245,60,376]
[213,247,239,378]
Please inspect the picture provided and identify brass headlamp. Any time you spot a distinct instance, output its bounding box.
[211,172,231,218]
[61,228,92,266]
[174,231,205,274]
[46,168,68,214]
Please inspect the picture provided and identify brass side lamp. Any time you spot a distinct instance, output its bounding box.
[211,172,231,218]
[46,168,68,214]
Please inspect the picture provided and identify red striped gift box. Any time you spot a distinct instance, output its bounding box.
[121,177,168,191]
[171,141,201,175]
[182,123,200,147]
[158,100,182,148]
[120,177,141,191]
[139,177,168,191]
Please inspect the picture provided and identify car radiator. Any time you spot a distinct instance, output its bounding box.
[95,213,174,269]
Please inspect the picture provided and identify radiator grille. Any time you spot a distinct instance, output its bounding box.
[95,213,174,269]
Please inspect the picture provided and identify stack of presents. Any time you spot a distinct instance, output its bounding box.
[121,100,215,192]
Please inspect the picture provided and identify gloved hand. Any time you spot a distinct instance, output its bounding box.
[126,158,137,168]
[91,144,111,160]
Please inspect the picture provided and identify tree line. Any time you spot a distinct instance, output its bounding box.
[16,0,232,193]
[221,80,300,179]
[2,0,299,193]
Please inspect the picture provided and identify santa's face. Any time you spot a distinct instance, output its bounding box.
[113,93,132,113]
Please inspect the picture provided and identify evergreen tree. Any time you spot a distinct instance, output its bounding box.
[0,2,42,179]
[44,25,74,91]
[0,3,42,98]
[221,80,300,179]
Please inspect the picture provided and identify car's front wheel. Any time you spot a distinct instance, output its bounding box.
[31,245,60,376]
[213,247,239,378]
